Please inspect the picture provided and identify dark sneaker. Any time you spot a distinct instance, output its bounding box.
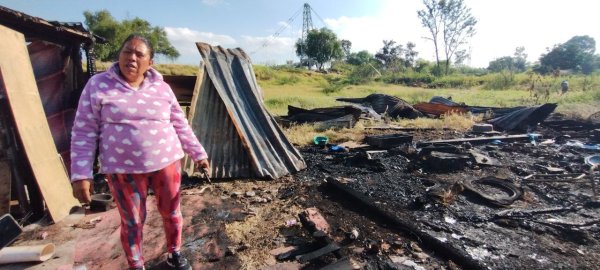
[128,267,144,270]
[166,251,191,270]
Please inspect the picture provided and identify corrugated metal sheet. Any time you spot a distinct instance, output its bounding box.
[188,43,306,179]
[413,103,468,116]
[488,103,557,131]
[0,5,95,45]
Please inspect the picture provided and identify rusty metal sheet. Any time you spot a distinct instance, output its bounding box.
[413,102,468,116]
[189,43,306,179]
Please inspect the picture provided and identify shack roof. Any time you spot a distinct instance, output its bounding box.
[0,5,95,45]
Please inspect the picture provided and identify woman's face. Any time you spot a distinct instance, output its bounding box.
[118,38,153,84]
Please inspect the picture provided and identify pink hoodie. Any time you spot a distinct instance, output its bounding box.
[70,63,207,182]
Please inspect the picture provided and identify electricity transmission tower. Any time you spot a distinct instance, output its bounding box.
[300,3,314,65]
[250,2,327,66]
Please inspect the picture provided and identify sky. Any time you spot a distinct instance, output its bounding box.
[1,0,598,68]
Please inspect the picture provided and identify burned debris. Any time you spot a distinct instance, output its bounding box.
[287,112,600,269]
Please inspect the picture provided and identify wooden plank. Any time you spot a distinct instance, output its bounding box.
[417,134,538,147]
[0,161,10,215]
[0,25,79,222]
[365,133,413,148]
[183,64,204,177]
[297,242,340,263]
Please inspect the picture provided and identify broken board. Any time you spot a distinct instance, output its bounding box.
[0,25,79,222]
[0,161,9,215]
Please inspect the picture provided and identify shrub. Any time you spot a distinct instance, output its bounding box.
[483,71,516,90]
[254,65,277,81]
[431,75,480,89]
[382,72,434,86]
[275,75,300,85]
[346,64,378,85]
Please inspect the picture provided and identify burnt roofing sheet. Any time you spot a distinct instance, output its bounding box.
[0,5,94,45]
[189,43,305,179]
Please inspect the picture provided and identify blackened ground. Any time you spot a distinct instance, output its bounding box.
[289,118,600,270]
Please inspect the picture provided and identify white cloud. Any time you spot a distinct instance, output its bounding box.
[240,35,297,65]
[164,27,236,64]
[163,26,297,65]
[324,12,434,62]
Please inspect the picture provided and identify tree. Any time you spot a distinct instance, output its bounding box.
[488,56,515,72]
[538,35,596,74]
[453,49,468,66]
[295,28,343,70]
[417,0,477,75]
[340,39,352,60]
[375,40,404,71]
[513,46,528,72]
[404,42,419,68]
[347,50,373,66]
[84,10,179,62]
[487,47,528,73]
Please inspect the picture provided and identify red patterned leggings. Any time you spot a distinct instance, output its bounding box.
[106,161,183,268]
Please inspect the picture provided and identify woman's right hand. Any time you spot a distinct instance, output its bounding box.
[72,179,94,204]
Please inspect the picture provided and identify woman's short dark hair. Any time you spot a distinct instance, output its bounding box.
[119,34,155,59]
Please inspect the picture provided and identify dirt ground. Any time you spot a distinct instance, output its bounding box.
[2,113,599,270]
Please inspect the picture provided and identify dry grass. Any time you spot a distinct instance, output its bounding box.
[283,122,366,147]
[154,64,199,75]
[222,180,304,269]
[555,101,600,120]
[281,113,481,147]
[393,112,482,131]
[438,183,465,206]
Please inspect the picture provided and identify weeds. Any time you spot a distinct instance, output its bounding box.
[274,75,300,85]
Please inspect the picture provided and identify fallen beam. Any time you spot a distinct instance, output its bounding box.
[297,242,340,264]
[0,162,10,215]
[365,126,452,132]
[365,133,413,148]
[417,134,539,147]
[326,177,487,270]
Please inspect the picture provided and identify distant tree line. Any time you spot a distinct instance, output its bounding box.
[84,2,599,79]
[294,0,599,81]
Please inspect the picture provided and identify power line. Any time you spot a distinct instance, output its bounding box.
[308,4,328,29]
[249,6,302,55]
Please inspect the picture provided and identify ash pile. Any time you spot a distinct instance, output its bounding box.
[282,107,600,269]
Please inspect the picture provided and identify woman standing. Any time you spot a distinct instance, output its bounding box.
[70,34,208,270]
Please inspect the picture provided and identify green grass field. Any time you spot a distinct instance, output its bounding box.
[255,66,600,145]
[256,67,600,118]
[96,62,600,146]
